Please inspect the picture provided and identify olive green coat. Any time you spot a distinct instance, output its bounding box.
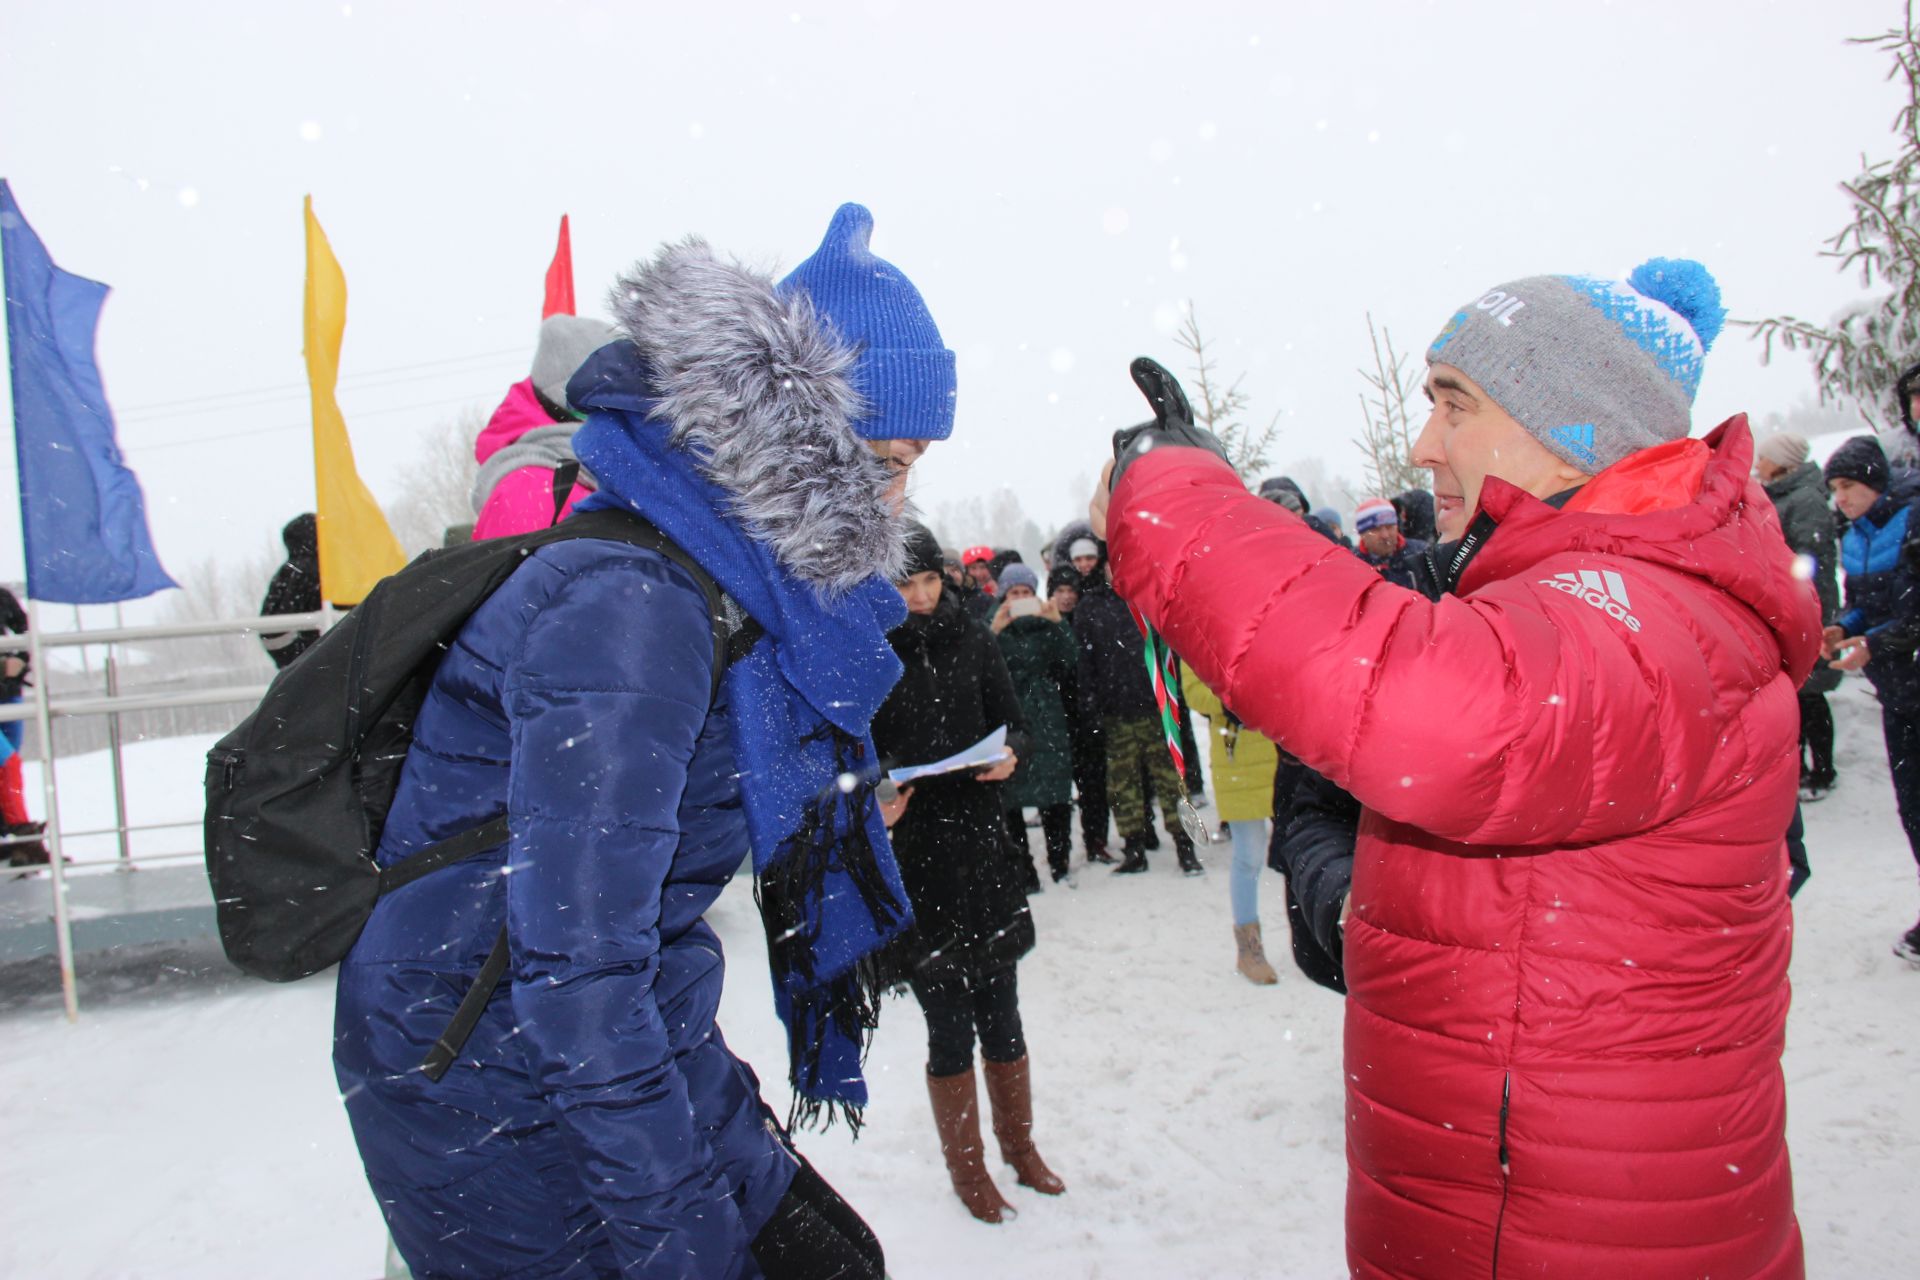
[996,615,1078,808]
[1182,674,1279,823]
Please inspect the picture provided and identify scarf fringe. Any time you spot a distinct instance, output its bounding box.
[755,728,906,1134]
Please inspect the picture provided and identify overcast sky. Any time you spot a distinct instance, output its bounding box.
[0,0,1905,616]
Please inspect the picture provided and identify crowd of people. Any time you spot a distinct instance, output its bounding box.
[235,201,1920,1280]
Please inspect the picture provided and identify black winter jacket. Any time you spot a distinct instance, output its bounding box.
[871,591,1036,986]
[1763,460,1842,694]
[1072,582,1158,722]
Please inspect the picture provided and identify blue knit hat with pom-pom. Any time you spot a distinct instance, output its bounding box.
[1426,257,1726,473]
[777,203,956,441]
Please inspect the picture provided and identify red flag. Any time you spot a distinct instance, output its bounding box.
[541,215,575,318]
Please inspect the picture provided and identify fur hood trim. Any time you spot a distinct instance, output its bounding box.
[608,238,906,593]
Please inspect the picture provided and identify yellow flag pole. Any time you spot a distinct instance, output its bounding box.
[303,197,404,605]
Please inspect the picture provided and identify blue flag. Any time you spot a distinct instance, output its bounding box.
[3,179,174,603]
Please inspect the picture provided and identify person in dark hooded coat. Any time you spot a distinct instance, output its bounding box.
[990,562,1079,885]
[1392,488,1438,544]
[259,513,321,670]
[872,524,1064,1224]
[1051,522,1114,863]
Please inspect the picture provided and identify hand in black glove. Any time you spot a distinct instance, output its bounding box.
[1090,358,1232,537]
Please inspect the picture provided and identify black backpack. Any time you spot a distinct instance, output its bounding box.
[205,508,751,1078]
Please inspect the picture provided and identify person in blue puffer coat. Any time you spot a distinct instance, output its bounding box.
[1824,433,1920,964]
[332,203,956,1279]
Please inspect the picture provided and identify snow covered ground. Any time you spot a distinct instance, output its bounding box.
[3,683,1919,1278]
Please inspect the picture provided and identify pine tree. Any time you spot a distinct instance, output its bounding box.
[1354,314,1426,497]
[1171,305,1278,481]
[1742,2,1920,435]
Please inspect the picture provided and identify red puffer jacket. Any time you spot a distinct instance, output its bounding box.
[1109,417,1815,1280]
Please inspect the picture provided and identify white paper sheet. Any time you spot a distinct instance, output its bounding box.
[886,725,1009,785]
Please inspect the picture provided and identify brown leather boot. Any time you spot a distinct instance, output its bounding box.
[980,1056,1066,1195]
[926,1068,1015,1223]
[1234,922,1279,986]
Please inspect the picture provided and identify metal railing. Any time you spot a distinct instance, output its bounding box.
[1,609,331,1017]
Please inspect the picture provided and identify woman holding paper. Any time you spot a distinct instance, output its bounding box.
[871,524,1065,1225]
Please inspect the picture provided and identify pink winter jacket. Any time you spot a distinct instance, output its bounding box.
[470,379,592,540]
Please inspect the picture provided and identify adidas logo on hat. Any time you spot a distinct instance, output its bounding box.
[1539,569,1642,633]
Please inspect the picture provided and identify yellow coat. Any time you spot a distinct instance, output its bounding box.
[1183,674,1279,823]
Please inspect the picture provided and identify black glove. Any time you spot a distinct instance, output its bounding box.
[1108,357,1232,494]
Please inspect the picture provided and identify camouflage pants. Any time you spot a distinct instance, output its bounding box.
[1103,715,1183,840]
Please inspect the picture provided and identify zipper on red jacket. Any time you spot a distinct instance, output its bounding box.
[1490,1071,1512,1278]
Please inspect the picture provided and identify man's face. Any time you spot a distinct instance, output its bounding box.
[1830,476,1881,521]
[967,562,993,588]
[1050,582,1079,613]
[1754,457,1789,485]
[944,563,966,587]
[1004,584,1036,603]
[1359,525,1400,558]
[1412,363,1587,540]
[1071,554,1098,577]
[898,570,945,615]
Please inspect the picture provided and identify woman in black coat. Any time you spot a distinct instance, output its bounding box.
[871,525,1065,1224]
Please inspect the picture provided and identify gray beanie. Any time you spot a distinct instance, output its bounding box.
[532,314,617,411]
[998,563,1040,595]
[1756,432,1810,470]
[1426,258,1726,475]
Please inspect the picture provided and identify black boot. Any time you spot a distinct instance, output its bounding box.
[1142,826,1160,852]
[1085,844,1117,866]
[1175,830,1203,877]
[1113,836,1149,874]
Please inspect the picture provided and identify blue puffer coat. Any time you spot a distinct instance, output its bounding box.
[333,539,792,1277]
[1837,473,1920,703]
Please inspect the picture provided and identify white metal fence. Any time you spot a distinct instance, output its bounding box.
[0,609,331,1017]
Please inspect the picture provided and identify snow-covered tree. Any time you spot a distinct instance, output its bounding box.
[1743,2,1920,438]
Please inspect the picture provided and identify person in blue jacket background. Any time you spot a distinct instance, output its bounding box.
[1824,434,1920,964]
[332,203,954,1279]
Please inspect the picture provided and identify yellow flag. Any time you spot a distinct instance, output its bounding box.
[303,197,404,605]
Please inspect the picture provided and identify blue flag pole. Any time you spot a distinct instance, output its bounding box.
[2,178,175,605]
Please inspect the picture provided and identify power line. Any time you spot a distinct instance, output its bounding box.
[115,345,530,420]
[123,391,496,454]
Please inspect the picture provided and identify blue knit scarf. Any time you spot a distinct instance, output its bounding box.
[570,371,911,1132]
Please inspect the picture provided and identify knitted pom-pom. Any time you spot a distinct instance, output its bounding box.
[1628,257,1725,350]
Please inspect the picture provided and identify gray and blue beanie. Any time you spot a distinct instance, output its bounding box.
[1426,257,1726,474]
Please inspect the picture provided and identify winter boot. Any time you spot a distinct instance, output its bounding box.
[1112,835,1149,874]
[981,1056,1066,1196]
[926,1068,1015,1223]
[5,821,48,868]
[1175,829,1203,876]
[1085,842,1117,865]
[1142,825,1161,852]
[1233,923,1279,985]
[1895,918,1920,968]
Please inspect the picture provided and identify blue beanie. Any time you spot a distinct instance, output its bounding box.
[777,204,956,441]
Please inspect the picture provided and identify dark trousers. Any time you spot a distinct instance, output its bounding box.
[1882,701,1920,875]
[911,965,1025,1078]
[1071,723,1109,854]
[1799,689,1836,786]
[750,1154,886,1280]
[1006,804,1073,880]
[1785,803,1810,898]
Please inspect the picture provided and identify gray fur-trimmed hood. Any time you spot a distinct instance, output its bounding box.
[590,238,907,593]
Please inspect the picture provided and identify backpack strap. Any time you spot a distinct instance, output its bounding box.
[420,927,510,1082]
[549,460,580,526]
[408,511,753,1080]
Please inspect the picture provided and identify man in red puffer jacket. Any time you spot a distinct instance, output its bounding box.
[1093,259,1817,1279]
